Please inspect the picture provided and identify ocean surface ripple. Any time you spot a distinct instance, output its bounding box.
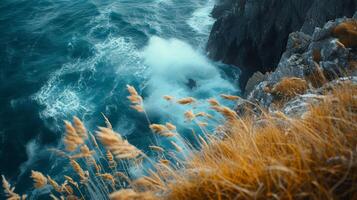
[0,0,240,193]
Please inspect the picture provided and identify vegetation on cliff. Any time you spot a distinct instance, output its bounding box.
[2,6,357,200]
[2,76,357,200]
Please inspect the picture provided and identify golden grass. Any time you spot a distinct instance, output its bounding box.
[332,19,357,48]
[149,124,176,137]
[271,77,308,100]
[177,97,196,105]
[2,175,26,200]
[147,83,357,200]
[30,170,47,189]
[220,94,240,101]
[63,120,85,152]
[47,176,62,193]
[127,85,144,113]
[2,83,356,200]
[96,127,142,159]
[109,189,156,200]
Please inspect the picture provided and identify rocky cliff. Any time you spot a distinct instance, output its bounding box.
[207,0,357,89]
[235,14,357,116]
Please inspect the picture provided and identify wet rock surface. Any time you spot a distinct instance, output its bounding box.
[207,0,357,89]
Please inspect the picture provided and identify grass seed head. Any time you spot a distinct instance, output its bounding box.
[2,175,23,200]
[177,97,196,105]
[163,95,174,101]
[96,127,142,160]
[220,94,240,101]
[30,170,47,189]
[73,116,87,139]
[149,124,167,133]
[63,120,84,152]
[165,122,176,131]
[208,98,220,106]
[110,189,155,200]
[170,141,183,152]
[184,110,195,121]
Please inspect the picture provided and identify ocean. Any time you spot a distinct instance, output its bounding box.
[0,0,240,195]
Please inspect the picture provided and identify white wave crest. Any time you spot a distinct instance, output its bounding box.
[187,0,215,35]
[142,36,236,125]
[33,37,144,130]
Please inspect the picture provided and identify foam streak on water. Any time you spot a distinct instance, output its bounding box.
[0,0,240,193]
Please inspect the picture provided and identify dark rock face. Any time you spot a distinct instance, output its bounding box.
[207,0,357,89]
[239,15,357,113]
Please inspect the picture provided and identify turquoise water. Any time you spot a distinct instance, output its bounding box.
[0,0,240,195]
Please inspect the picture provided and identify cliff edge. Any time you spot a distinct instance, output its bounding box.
[207,0,357,89]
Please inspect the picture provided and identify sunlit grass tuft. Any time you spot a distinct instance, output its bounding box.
[1,83,356,200]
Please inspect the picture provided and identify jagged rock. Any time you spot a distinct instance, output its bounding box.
[243,31,310,96]
[284,32,312,58]
[207,0,357,89]
[282,76,357,117]
[282,94,326,117]
[244,72,267,97]
[267,54,307,84]
[244,15,357,111]
[315,76,357,93]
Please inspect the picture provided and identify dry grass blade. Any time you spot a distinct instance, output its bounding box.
[162,132,176,137]
[159,159,170,165]
[130,105,145,112]
[61,181,74,195]
[197,122,208,127]
[80,145,94,156]
[63,120,84,152]
[30,171,47,189]
[71,145,94,159]
[195,112,213,119]
[114,172,131,184]
[110,189,155,200]
[127,85,144,113]
[184,110,195,121]
[211,105,238,122]
[106,151,117,169]
[152,84,357,200]
[149,124,167,133]
[127,85,139,96]
[150,124,175,137]
[99,173,115,187]
[47,176,62,193]
[96,127,142,159]
[101,113,113,129]
[49,194,65,200]
[207,98,220,106]
[70,160,88,183]
[170,141,183,152]
[149,145,165,153]
[165,122,176,131]
[64,176,78,188]
[89,133,99,148]
[73,116,87,139]
[47,148,68,158]
[2,175,24,200]
[163,95,174,101]
[271,77,308,99]
[177,97,196,105]
[220,94,240,101]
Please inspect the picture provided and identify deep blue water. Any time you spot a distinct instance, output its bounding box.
[0,0,240,195]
